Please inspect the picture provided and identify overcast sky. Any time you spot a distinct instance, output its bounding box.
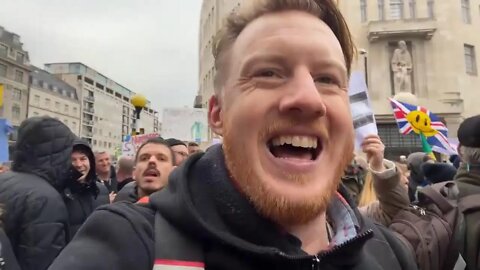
[0,0,202,114]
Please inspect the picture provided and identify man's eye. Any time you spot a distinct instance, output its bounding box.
[315,76,337,84]
[254,69,278,78]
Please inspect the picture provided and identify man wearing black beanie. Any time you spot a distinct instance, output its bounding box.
[454,114,480,269]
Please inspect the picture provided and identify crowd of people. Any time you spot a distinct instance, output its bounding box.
[0,0,480,269]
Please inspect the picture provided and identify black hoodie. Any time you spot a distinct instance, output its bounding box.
[0,117,76,270]
[63,140,109,239]
[49,145,416,270]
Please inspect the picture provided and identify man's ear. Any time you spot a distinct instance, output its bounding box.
[209,95,223,136]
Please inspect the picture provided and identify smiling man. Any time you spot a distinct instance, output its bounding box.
[48,1,416,269]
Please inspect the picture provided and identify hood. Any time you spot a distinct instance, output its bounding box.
[422,162,457,184]
[454,164,480,188]
[150,144,372,261]
[63,139,100,197]
[12,116,76,189]
[407,152,427,183]
[72,139,97,184]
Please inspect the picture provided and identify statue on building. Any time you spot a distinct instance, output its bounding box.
[391,40,413,93]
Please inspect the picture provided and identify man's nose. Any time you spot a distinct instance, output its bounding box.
[278,68,326,118]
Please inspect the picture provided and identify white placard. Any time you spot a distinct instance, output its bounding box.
[348,71,378,150]
[161,108,209,142]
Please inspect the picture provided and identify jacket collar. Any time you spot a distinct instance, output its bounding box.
[151,144,370,259]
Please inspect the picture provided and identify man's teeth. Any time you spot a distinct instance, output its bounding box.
[271,135,317,148]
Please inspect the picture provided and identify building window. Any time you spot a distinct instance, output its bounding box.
[390,0,404,19]
[360,0,368,22]
[409,0,416,18]
[12,88,21,101]
[64,104,69,113]
[34,95,40,103]
[55,102,60,110]
[378,0,385,20]
[427,0,435,18]
[64,119,69,126]
[464,44,477,75]
[0,44,7,57]
[14,70,23,83]
[72,121,76,129]
[33,112,39,116]
[12,104,21,120]
[462,0,471,24]
[73,107,78,115]
[16,52,25,63]
[0,63,6,76]
[108,142,112,149]
[45,98,51,106]
[93,140,97,146]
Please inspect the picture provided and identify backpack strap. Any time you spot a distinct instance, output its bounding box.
[418,185,455,213]
[153,211,204,269]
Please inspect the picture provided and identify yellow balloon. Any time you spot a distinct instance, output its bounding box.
[406,111,438,137]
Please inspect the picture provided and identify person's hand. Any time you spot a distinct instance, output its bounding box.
[109,192,117,203]
[77,173,87,183]
[361,135,385,172]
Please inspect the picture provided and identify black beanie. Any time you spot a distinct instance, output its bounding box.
[458,115,480,147]
[422,163,457,184]
[72,144,91,156]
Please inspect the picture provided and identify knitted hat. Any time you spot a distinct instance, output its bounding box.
[458,115,480,147]
[422,163,457,184]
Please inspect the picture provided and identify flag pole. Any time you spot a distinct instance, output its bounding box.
[420,132,436,161]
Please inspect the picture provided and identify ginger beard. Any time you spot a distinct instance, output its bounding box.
[223,116,354,226]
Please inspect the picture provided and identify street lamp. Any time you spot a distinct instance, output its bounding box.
[359,49,368,87]
[130,94,147,136]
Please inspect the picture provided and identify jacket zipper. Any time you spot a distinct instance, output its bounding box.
[276,229,373,268]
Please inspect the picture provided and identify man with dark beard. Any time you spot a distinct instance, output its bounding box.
[48,1,416,269]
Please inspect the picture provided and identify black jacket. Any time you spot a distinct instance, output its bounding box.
[0,117,76,270]
[113,181,138,203]
[98,166,118,193]
[0,227,20,270]
[49,145,416,270]
[117,177,134,191]
[63,140,109,239]
[455,165,480,270]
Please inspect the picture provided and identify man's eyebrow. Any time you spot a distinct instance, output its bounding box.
[310,58,348,74]
[240,53,290,70]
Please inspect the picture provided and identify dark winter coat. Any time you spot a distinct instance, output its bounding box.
[63,140,109,239]
[49,145,417,270]
[0,227,20,270]
[98,165,118,193]
[117,177,134,191]
[454,165,480,270]
[0,117,76,270]
[114,181,138,203]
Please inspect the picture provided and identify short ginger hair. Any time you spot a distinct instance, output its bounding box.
[212,0,355,94]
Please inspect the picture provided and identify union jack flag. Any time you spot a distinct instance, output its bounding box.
[389,98,457,155]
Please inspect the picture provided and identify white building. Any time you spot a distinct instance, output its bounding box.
[198,0,480,158]
[28,66,81,135]
[44,62,160,153]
